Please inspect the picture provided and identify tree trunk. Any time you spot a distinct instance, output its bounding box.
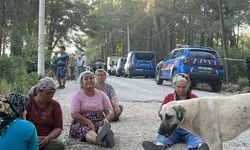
[0,0,5,55]
[10,0,24,56]
[48,2,57,51]
[218,0,228,83]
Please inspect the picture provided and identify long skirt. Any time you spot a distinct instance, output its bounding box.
[69,112,104,141]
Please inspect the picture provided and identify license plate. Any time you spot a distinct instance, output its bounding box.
[198,66,212,71]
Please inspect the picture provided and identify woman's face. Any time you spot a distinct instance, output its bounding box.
[174,80,190,97]
[38,89,55,102]
[95,71,106,84]
[81,73,95,89]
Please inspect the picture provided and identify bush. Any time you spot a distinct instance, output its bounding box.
[237,77,249,88]
[0,79,12,94]
[0,56,40,94]
[11,72,39,94]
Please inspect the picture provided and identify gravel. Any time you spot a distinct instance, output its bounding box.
[54,80,250,150]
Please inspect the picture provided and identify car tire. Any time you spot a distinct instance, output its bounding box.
[191,82,197,88]
[128,71,132,78]
[211,82,222,92]
[156,69,163,85]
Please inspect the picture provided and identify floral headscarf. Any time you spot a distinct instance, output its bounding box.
[28,77,56,97]
[0,93,29,136]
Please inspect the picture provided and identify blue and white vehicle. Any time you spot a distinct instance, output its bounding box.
[155,45,224,92]
[124,51,156,78]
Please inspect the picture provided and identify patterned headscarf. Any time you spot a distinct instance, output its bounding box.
[0,93,29,135]
[28,77,56,97]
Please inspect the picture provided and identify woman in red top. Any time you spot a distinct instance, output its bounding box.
[142,73,210,150]
[26,77,65,150]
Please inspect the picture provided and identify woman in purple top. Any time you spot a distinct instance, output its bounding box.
[69,71,114,148]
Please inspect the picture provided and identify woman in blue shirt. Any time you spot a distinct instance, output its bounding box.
[0,93,38,150]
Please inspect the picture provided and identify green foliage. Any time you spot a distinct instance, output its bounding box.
[0,56,27,83]
[11,72,39,94]
[0,79,12,94]
[215,46,250,83]
[0,56,39,94]
[237,77,249,87]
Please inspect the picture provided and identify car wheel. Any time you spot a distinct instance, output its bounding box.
[128,71,132,78]
[211,82,222,92]
[191,82,197,88]
[156,69,163,85]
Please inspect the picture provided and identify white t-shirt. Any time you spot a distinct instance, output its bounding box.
[77,55,87,67]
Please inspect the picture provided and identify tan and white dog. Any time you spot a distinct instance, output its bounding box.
[158,93,250,150]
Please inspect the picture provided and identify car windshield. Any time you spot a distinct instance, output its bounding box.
[189,49,219,59]
[135,53,154,60]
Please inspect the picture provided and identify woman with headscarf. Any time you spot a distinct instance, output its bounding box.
[0,93,38,150]
[142,73,210,150]
[95,69,123,121]
[26,77,65,150]
[69,71,114,148]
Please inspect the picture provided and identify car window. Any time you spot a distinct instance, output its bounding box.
[172,50,179,59]
[164,53,172,60]
[188,49,219,59]
[135,53,154,60]
[179,49,184,56]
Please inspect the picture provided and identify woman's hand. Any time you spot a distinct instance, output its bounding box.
[103,117,110,123]
[87,120,96,131]
[38,136,50,148]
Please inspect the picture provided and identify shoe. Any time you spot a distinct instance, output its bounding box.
[112,116,119,122]
[96,123,111,142]
[57,86,62,89]
[198,143,210,150]
[105,130,114,148]
[61,85,65,89]
[142,141,166,150]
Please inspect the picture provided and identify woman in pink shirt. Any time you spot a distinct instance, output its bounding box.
[69,71,114,148]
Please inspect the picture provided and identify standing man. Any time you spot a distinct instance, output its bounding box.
[56,46,69,89]
[77,53,87,75]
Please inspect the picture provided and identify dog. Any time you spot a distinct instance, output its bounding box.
[158,93,250,150]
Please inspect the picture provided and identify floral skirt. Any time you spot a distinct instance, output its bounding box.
[69,111,104,141]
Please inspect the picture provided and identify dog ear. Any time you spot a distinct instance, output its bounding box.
[173,105,186,121]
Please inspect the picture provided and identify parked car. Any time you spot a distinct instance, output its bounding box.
[107,56,120,75]
[115,57,126,77]
[155,45,224,92]
[124,51,156,78]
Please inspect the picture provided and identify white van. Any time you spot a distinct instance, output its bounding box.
[107,56,120,75]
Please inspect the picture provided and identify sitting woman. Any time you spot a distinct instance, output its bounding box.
[0,93,38,150]
[69,71,114,148]
[26,77,65,150]
[95,69,123,121]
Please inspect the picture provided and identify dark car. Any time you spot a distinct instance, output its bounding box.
[155,45,224,92]
[115,57,126,77]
